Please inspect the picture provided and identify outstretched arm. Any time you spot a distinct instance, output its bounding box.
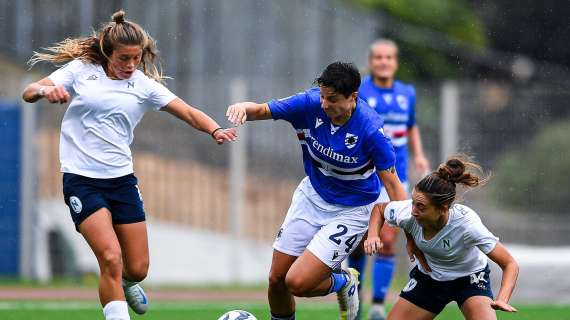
[163,98,237,144]
[22,77,70,104]
[226,102,272,126]
[487,242,519,312]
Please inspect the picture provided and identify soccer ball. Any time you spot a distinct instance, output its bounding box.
[217,310,257,320]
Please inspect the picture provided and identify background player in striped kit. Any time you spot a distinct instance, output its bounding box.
[365,156,519,320]
[22,10,236,320]
[349,38,431,320]
[226,61,408,320]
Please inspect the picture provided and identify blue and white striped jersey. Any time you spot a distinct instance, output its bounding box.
[268,87,396,206]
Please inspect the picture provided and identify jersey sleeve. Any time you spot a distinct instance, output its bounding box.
[145,79,177,111]
[463,218,499,254]
[407,86,417,128]
[366,127,396,171]
[48,59,83,92]
[267,89,315,127]
[384,200,413,231]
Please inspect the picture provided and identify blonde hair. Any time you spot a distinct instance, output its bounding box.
[28,10,166,82]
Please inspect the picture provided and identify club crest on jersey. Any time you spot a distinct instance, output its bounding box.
[367,97,377,108]
[396,95,408,110]
[344,133,358,149]
[382,93,392,104]
[315,117,324,129]
[86,74,98,80]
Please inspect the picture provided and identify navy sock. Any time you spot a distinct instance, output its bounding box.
[271,312,295,320]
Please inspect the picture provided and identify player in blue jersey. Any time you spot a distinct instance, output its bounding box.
[226,62,408,320]
[349,39,431,320]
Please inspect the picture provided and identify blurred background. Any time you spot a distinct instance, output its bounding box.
[1,0,569,315]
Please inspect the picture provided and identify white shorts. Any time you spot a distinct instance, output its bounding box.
[273,178,373,269]
[375,181,410,203]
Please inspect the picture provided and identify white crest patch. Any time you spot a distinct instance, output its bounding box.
[367,97,377,108]
[69,196,83,214]
[345,133,358,149]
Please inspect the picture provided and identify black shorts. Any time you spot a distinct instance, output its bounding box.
[399,265,494,314]
[63,173,146,231]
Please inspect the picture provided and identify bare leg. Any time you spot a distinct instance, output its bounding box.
[79,208,124,306]
[285,249,334,297]
[387,297,435,320]
[460,296,497,320]
[114,222,149,282]
[268,250,297,316]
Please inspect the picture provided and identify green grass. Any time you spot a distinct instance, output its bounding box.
[0,301,568,320]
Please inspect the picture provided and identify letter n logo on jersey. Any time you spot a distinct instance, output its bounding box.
[127,81,135,89]
[442,238,451,250]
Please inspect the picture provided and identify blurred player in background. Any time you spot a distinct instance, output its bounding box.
[349,38,430,320]
[364,156,519,319]
[22,10,236,320]
[227,61,407,320]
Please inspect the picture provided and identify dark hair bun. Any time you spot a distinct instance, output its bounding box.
[437,157,480,187]
[112,10,126,24]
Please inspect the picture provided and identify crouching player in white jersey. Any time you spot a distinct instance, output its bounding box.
[22,10,236,320]
[226,61,408,320]
[364,156,519,320]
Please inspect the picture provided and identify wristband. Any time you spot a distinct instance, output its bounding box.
[210,127,224,138]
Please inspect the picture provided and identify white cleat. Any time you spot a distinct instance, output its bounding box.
[337,268,360,320]
[123,283,148,314]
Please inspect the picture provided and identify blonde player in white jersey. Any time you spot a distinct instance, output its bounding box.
[364,156,519,320]
[22,10,236,320]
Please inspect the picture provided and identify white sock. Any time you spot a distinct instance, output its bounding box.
[103,300,130,320]
[122,278,138,288]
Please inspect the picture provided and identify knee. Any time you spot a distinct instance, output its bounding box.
[284,273,309,297]
[100,249,123,277]
[268,271,287,290]
[125,259,149,282]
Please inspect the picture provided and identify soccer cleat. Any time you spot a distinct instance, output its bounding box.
[337,268,360,320]
[368,304,386,320]
[123,283,148,314]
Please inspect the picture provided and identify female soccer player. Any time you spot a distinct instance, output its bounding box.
[351,38,431,320]
[365,157,519,320]
[226,61,408,320]
[22,10,235,320]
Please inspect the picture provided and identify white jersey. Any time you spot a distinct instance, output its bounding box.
[49,59,177,178]
[384,200,498,281]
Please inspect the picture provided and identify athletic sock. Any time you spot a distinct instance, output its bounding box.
[270,312,295,320]
[327,270,349,294]
[347,254,366,290]
[372,254,396,302]
[103,300,130,320]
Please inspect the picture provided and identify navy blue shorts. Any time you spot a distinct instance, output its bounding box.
[399,265,494,314]
[63,173,146,231]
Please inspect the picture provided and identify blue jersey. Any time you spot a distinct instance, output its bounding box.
[268,87,396,206]
[359,77,416,182]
